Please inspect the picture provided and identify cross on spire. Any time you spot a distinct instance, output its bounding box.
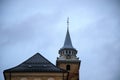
[67,17,69,30]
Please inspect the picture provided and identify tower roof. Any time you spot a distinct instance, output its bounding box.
[61,18,75,49]
[62,27,73,49]
[4,53,67,73]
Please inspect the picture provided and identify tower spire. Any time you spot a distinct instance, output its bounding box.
[61,17,74,49]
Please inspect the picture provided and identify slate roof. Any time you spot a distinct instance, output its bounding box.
[61,28,76,50]
[4,53,67,73]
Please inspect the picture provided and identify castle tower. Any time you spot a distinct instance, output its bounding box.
[56,18,81,80]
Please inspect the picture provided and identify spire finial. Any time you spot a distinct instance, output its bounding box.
[67,17,69,30]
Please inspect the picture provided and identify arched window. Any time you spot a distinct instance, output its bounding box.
[69,50,71,54]
[66,50,68,54]
[34,78,41,80]
[66,65,70,71]
[21,78,27,80]
[48,77,55,80]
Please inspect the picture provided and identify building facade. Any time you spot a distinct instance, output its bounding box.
[3,18,81,80]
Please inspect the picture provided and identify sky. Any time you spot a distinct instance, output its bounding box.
[0,0,120,80]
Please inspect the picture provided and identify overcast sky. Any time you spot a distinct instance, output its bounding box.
[0,0,120,80]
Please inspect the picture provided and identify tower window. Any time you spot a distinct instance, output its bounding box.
[66,65,70,71]
[62,51,64,54]
[66,50,68,54]
[69,51,71,54]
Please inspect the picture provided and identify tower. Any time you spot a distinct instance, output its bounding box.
[56,18,81,80]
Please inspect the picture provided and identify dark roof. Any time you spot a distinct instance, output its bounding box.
[63,28,73,48]
[4,53,67,73]
[61,28,76,50]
